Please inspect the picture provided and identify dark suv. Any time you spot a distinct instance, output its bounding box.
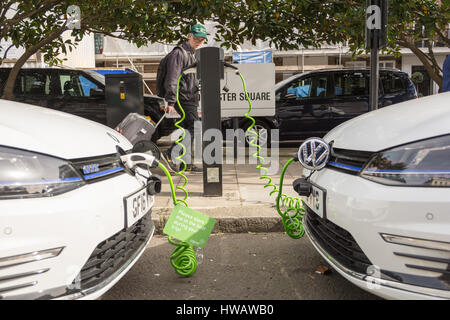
[0,67,174,142]
[227,68,417,144]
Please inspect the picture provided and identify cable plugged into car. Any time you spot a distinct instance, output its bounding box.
[232,70,307,239]
[117,144,203,277]
[293,178,312,197]
[118,151,162,196]
[240,67,332,239]
[290,138,331,197]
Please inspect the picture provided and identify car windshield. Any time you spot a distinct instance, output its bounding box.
[84,70,105,86]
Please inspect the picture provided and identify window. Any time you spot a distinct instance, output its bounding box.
[334,72,368,96]
[381,73,405,94]
[58,73,84,97]
[79,75,98,96]
[284,75,328,99]
[345,61,366,68]
[379,61,395,69]
[0,70,8,95]
[94,33,103,54]
[18,72,51,96]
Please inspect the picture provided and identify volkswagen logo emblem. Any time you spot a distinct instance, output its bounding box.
[298,138,330,171]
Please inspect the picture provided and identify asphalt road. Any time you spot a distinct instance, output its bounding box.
[101,233,380,300]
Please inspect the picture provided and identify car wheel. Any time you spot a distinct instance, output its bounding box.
[243,119,271,148]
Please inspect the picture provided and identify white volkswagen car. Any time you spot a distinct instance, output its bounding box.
[0,100,155,299]
[300,92,450,300]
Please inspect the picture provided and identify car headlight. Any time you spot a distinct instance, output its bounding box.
[361,135,450,187]
[0,146,85,200]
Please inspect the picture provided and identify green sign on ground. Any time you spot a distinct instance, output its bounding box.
[163,205,216,248]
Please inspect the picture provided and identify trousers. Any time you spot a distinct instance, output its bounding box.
[168,104,199,164]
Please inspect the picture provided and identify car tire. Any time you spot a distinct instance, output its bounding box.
[242,119,272,148]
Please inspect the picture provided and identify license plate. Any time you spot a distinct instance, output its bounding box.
[305,184,326,218]
[124,185,151,228]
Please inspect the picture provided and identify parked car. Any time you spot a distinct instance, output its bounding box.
[224,68,418,145]
[0,67,175,142]
[298,92,450,299]
[0,99,155,299]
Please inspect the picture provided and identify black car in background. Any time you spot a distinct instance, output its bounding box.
[0,67,174,142]
[225,68,418,145]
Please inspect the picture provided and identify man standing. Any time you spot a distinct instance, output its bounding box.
[162,24,207,173]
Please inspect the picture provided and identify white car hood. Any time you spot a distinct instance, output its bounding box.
[0,100,132,159]
[324,92,450,152]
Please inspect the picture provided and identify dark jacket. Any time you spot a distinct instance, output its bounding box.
[164,41,199,106]
[443,54,450,93]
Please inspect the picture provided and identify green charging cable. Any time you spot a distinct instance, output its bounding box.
[162,67,305,277]
[173,73,190,207]
[162,73,197,277]
[158,161,197,277]
[237,71,306,239]
[276,159,305,239]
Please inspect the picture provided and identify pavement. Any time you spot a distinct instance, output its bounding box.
[151,137,304,235]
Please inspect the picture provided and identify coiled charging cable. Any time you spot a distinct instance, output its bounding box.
[237,71,305,239]
[161,72,198,277]
[119,150,197,277]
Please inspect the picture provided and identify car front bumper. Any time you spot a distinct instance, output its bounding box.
[303,168,450,300]
[0,173,154,300]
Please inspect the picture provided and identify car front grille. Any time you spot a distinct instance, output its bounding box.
[70,153,124,183]
[304,207,372,275]
[306,209,450,291]
[71,213,153,291]
[393,251,450,290]
[327,147,374,175]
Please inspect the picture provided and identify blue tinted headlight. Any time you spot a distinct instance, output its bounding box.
[0,146,85,199]
[361,135,450,187]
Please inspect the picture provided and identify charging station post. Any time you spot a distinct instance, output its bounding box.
[196,47,225,197]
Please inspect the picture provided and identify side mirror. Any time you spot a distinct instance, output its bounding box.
[90,88,104,98]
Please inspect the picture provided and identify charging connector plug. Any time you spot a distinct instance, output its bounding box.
[147,175,162,195]
[120,153,157,172]
[293,178,312,197]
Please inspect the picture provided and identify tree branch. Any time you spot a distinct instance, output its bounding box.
[1,23,67,100]
[0,1,15,25]
[6,0,63,29]
[2,43,14,60]
[426,41,443,75]
[398,38,443,89]
[0,0,65,42]
[435,25,450,48]
[85,29,132,41]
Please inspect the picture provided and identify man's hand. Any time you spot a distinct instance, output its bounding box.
[165,105,175,114]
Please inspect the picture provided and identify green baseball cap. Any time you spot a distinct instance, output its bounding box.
[190,24,208,39]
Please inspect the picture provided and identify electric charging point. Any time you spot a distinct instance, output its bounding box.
[105,73,144,127]
[195,47,225,197]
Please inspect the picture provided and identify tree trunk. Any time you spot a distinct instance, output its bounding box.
[398,39,443,90]
[1,25,66,101]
